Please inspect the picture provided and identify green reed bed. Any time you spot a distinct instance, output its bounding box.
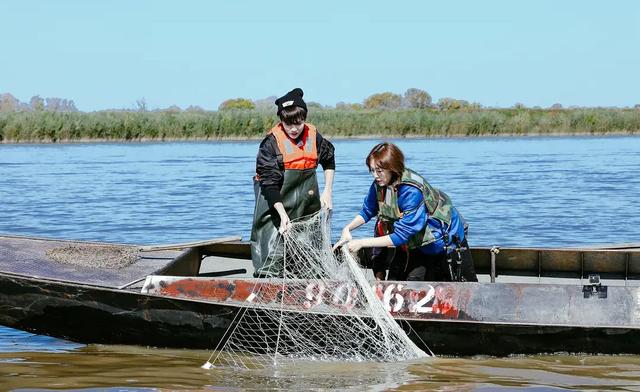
[1,108,638,143]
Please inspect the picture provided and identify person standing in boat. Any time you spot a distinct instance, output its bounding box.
[334,142,477,282]
[251,88,335,278]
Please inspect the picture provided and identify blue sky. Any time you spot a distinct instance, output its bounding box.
[1,0,638,111]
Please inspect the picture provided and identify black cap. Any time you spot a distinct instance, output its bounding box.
[275,88,307,116]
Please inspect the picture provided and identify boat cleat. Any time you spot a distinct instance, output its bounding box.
[583,274,608,299]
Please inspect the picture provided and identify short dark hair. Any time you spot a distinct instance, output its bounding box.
[279,106,307,125]
[366,142,405,182]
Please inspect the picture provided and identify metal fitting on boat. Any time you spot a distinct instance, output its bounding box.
[490,246,500,283]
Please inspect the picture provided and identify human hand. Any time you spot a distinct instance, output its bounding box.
[320,190,333,211]
[332,227,352,251]
[347,239,363,253]
[278,214,292,234]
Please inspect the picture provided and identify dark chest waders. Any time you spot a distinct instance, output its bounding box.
[250,169,320,277]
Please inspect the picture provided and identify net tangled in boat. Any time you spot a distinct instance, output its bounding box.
[204,211,429,369]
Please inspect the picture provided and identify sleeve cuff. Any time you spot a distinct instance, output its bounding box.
[389,233,405,247]
[321,163,336,171]
[262,186,283,209]
[358,212,370,223]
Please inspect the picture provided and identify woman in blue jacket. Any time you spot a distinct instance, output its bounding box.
[335,142,477,282]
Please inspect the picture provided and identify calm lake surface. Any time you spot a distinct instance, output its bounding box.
[1,135,639,391]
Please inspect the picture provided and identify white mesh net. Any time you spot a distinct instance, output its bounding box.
[205,211,429,369]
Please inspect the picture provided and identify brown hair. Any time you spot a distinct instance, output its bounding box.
[366,142,405,181]
[279,106,307,125]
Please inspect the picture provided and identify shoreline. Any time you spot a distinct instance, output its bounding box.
[0,130,637,145]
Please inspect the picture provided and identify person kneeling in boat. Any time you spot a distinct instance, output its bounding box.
[334,142,477,282]
[251,88,336,278]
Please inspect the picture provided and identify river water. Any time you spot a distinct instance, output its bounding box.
[1,136,639,390]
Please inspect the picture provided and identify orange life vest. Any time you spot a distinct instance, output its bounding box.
[268,123,318,170]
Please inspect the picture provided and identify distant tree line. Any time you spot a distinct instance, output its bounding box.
[0,93,78,113]
[1,89,639,142]
[216,88,480,112]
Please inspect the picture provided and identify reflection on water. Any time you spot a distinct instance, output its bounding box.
[1,136,640,390]
[3,345,640,391]
[0,327,83,354]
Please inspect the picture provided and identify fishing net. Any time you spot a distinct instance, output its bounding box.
[204,211,428,369]
[46,244,140,269]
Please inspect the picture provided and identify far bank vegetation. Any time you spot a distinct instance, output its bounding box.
[1,90,639,143]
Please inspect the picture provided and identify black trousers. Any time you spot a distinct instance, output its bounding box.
[371,239,478,282]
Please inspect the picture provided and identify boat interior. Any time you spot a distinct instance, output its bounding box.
[1,234,639,291]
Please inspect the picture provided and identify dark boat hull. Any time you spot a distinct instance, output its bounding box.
[0,272,235,349]
[3,271,640,356]
[2,234,640,356]
[409,322,640,356]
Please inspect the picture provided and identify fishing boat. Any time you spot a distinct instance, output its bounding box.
[0,233,639,356]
